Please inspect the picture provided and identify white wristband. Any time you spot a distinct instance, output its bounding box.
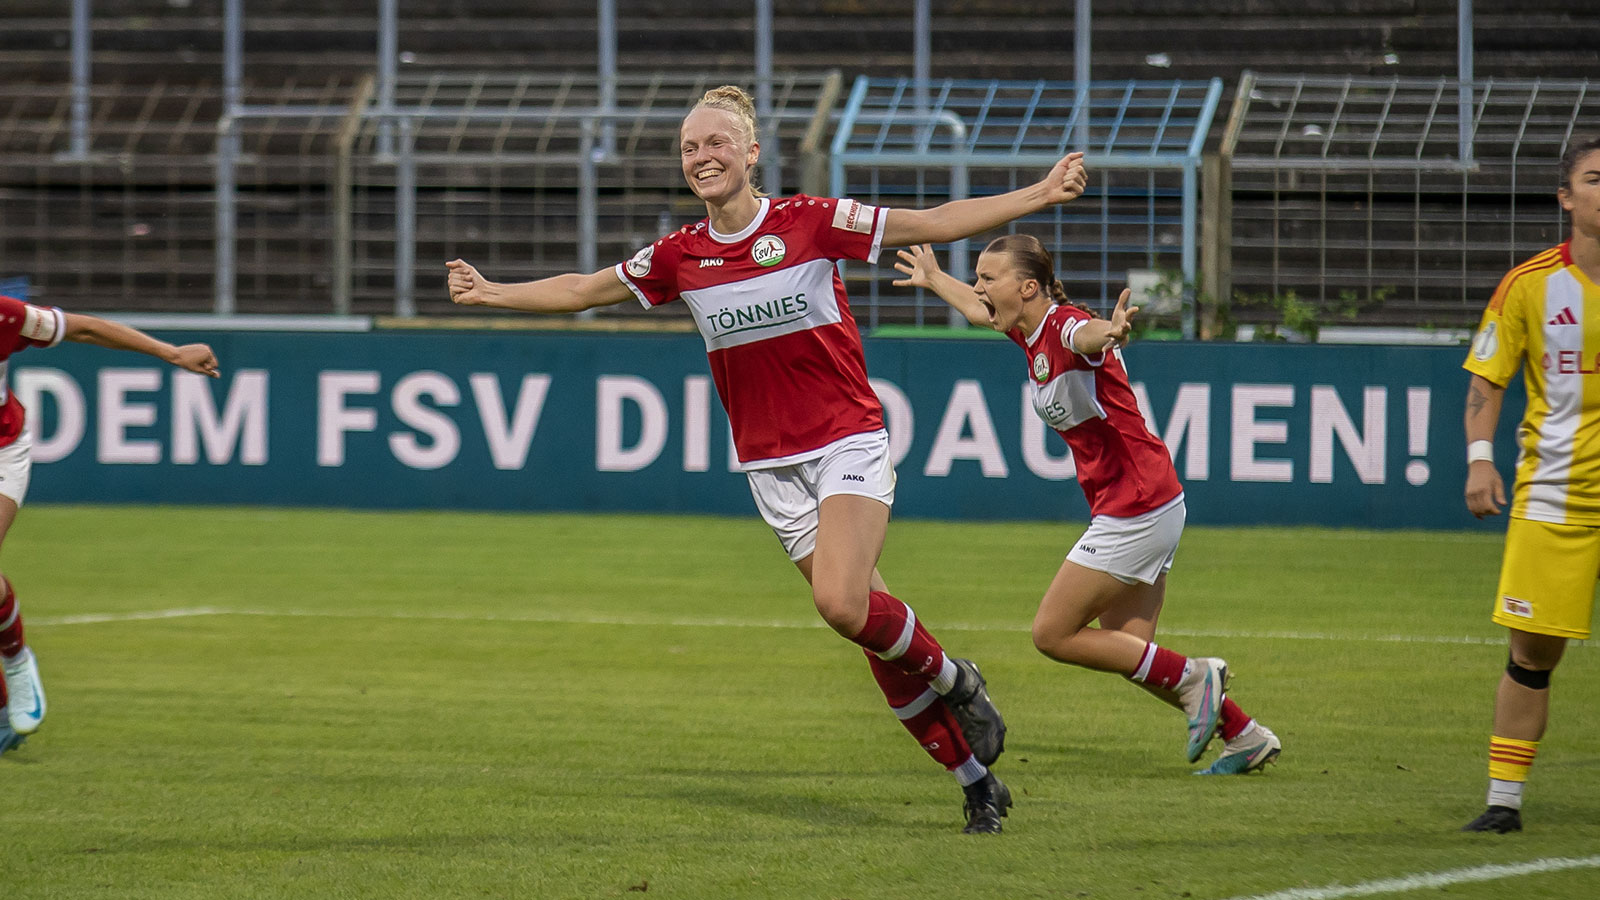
[1467,440,1494,465]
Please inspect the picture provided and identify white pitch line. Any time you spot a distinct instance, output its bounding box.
[1219,855,1600,900]
[31,605,1594,649]
[30,606,230,626]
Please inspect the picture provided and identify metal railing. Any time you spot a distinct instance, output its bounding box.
[1218,72,1598,329]
[829,76,1223,336]
[216,71,843,318]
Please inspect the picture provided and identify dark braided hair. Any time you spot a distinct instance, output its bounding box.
[982,234,1089,313]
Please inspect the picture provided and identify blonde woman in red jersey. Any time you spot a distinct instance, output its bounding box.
[0,295,218,754]
[894,237,1281,775]
[447,86,1089,833]
[1460,134,1600,834]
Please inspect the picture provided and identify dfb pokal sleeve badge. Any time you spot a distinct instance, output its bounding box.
[626,244,654,278]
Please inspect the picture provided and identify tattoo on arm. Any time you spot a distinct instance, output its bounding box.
[1468,383,1488,418]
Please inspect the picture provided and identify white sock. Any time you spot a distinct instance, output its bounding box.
[1487,779,1525,810]
[952,755,988,786]
[930,656,958,695]
[1131,643,1158,683]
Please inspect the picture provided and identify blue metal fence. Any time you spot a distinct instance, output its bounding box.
[830,77,1223,336]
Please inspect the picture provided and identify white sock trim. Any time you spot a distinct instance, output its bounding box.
[875,603,916,661]
[931,656,957,694]
[0,601,17,633]
[892,687,940,721]
[1488,778,1525,810]
[952,755,988,786]
[1131,642,1157,683]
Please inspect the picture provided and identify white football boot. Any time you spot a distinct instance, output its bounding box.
[1175,657,1228,763]
[3,648,46,735]
[1194,722,1281,775]
[0,706,23,755]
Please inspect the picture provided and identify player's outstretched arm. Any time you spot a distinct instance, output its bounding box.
[892,244,993,328]
[1464,374,1508,517]
[447,259,633,314]
[1068,289,1139,354]
[62,313,218,377]
[881,152,1087,247]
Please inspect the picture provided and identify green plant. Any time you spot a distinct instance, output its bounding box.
[1233,285,1392,342]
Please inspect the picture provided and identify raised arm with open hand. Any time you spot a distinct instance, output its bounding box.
[892,244,992,328]
[446,258,633,314]
[882,152,1088,247]
[1067,289,1139,355]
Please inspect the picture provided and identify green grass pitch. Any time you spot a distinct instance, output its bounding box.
[6,505,1599,899]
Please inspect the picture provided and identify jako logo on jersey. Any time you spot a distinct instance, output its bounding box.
[1471,321,1498,361]
[625,244,654,278]
[1548,307,1578,326]
[698,258,725,268]
[1032,353,1051,383]
[841,473,865,482]
[1076,544,1097,555]
[751,235,786,267]
[705,293,810,335]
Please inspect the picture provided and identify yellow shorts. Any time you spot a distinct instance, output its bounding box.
[1493,516,1600,639]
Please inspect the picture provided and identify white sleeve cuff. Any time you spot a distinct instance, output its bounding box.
[1061,317,1106,366]
[614,263,652,309]
[20,304,65,347]
[865,206,888,265]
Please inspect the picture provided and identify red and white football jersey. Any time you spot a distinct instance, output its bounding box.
[616,195,887,468]
[0,295,66,448]
[1009,304,1182,517]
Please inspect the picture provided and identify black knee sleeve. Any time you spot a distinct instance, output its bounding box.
[1506,657,1552,690]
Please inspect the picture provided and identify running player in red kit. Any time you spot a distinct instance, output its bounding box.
[0,293,219,754]
[448,85,1088,833]
[894,237,1281,775]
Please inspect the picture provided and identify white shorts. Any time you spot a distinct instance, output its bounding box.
[746,429,897,561]
[1066,493,1185,585]
[0,430,33,507]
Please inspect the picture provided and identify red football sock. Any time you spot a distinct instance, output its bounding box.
[1219,697,1253,740]
[1133,642,1188,690]
[0,582,23,659]
[851,591,947,680]
[866,652,974,769]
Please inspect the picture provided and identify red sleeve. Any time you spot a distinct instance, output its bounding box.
[802,195,888,264]
[615,233,686,308]
[0,294,64,351]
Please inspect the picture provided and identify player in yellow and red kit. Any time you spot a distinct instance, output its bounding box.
[1460,134,1600,833]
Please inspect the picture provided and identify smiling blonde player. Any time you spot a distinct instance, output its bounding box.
[447,85,1090,833]
[1461,134,1600,834]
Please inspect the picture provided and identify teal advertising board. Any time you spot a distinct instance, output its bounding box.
[13,330,1520,529]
